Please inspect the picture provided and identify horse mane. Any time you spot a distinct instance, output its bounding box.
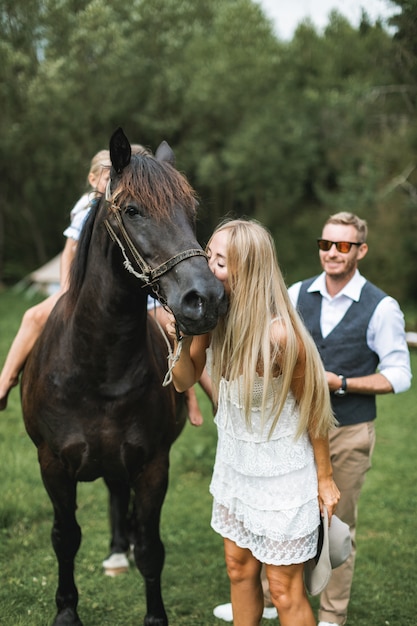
[66,198,100,310]
[111,153,198,221]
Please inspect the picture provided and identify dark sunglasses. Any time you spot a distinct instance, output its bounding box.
[317,239,363,254]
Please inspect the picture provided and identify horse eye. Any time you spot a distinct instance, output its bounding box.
[125,205,142,218]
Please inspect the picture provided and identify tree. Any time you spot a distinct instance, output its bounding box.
[0,0,416,304]
[0,0,46,282]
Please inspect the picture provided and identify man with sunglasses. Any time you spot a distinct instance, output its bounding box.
[288,211,411,626]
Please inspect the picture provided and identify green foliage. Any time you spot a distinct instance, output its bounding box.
[0,0,417,304]
[0,291,416,624]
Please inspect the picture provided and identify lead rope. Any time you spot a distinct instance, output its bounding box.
[162,335,183,387]
[149,301,184,387]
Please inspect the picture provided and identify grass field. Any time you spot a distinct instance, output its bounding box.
[0,290,416,625]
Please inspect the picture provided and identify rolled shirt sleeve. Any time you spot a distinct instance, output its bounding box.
[368,297,412,394]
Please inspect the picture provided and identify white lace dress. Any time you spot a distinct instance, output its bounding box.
[209,373,320,565]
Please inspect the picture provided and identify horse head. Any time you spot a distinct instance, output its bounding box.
[104,127,226,335]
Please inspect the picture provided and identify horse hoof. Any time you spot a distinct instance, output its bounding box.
[53,607,83,625]
[144,614,168,626]
[102,552,130,577]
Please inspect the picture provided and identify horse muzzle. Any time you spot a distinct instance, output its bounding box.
[166,280,227,336]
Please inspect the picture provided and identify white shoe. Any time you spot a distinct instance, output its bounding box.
[213,602,278,621]
[318,622,339,626]
[102,552,129,577]
[213,603,233,622]
[262,606,278,619]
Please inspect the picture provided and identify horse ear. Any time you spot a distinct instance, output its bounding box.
[155,140,175,165]
[109,127,132,174]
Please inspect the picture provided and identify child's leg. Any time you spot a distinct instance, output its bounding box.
[0,293,60,409]
[185,386,204,426]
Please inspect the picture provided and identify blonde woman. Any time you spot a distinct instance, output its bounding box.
[0,150,111,410]
[167,219,340,626]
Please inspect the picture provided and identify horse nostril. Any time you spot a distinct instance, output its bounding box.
[182,292,206,320]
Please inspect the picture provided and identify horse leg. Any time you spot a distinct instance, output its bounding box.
[102,478,131,576]
[38,444,83,626]
[132,450,170,626]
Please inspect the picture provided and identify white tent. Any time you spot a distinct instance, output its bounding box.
[27,253,61,295]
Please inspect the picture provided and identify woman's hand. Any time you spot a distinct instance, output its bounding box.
[165,311,178,341]
[164,312,193,350]
[163,313,209,393]
[318,476,340,523]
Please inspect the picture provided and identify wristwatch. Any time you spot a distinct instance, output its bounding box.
[334,375,348,396]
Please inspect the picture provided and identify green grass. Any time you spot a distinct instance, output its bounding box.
[0,290,416,625]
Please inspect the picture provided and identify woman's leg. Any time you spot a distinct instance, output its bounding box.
[265,561,315,626]
[0,293,60,409]
[223,537,263,626]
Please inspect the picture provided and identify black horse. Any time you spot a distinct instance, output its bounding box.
[21,128,225,626]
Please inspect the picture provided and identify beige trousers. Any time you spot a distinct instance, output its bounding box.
[318,421,376,625]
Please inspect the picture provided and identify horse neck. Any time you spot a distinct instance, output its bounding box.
[67,221,151,346]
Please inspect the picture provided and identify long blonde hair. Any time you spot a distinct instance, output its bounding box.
[209,219,335,439]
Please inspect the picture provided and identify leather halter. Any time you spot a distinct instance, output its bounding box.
[103,183,203,385]
[103,185,208,287]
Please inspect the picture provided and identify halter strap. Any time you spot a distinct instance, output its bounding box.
[104,208,207,285]
[103,182,203,386]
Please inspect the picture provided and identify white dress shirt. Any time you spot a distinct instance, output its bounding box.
[288,270,412,394]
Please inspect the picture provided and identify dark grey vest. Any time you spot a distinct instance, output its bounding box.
[296,277,387,426]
